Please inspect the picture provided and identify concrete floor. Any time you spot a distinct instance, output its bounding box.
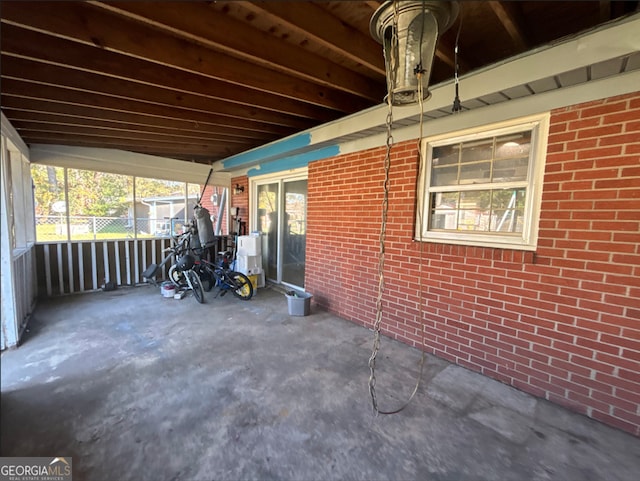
[1,285,638,481]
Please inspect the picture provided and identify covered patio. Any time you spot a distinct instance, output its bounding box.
[2,286,638,481]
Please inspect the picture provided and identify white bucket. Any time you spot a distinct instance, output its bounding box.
[161,282,175,298]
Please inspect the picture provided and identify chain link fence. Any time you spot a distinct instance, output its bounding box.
[36,216,177,242]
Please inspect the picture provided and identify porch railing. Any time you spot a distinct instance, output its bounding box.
[35,236,234,297]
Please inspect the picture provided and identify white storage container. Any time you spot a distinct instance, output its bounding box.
[237,235,261,256]
[236,254,262,275]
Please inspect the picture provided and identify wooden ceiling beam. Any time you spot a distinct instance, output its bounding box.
[0,23,349,122]
[1,107,277,142]
[1,55,320,129]
[0,1,372,111]
[487,1,529,51]
[240,1,385,77]
[0,97,288,138]
[19,132,244,157]
[92,1,384,96]
[0,83,305,136]
[599,1,611,21]
[10,120,258,146]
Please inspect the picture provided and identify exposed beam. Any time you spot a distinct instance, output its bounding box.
[1,107,276,142]
[19,132,242,159]
[1,55,320,129]
[92,1,385,97]
[599,1,611,22]
[1,94,292,140]
[0,83,304,136]
[0,1,371,111]
[241,1,385,77]
[9,120,258,146]
[487,1,529,51]
[0,24,346,122]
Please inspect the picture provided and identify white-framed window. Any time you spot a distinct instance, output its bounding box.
[417,113,549,251]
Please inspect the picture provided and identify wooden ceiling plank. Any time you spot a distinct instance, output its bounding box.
[92,1,384,97]
[2,75,311,131]
[0,1,371,112]
[2,107,276,142]
[1,91,291,141]
[1,55,321,129]
[19,132,244,156]
[487,1,529,51]
[0,78,315,133]
[0,26,342,124]
[10,120,259,146]
[240,1,384,76]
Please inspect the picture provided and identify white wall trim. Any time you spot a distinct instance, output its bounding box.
[1,112,29,156]
[30,144,231,186]
[338,69,640,157]
[309,11,640,147]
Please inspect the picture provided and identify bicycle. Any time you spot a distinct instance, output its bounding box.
[192,248,254,301]
[143,231,205,304]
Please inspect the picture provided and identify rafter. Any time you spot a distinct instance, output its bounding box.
[91,1,384,97]
[240,1,385,77]
[487,1,529,51]
[0,1,372,111]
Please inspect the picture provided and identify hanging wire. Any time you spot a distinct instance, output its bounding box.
[368,0,399,415]
[452,5,464,112]
[368,0,429,416]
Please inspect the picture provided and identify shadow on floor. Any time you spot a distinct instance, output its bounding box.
[2,285,639,481]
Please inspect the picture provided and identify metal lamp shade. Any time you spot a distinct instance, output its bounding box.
[371,1,459,105]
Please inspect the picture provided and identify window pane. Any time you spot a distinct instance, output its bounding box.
[495,131,531,158]
[135,179,186,238]
[459,161,491,185]
[66,170,132,240]
[32,165,67,242]
[460,139,493,163]
[431,165,458,186]
[492,157,529,182]
[490,189,526,233]
[432,144,459,166]
[457,190,491,231]
[430,192,458,230]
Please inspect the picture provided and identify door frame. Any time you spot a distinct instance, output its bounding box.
[250,168,308,287]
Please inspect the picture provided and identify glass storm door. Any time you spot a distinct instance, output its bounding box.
[255,178,307,288]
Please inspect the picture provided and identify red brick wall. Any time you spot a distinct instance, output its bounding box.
[199,186,228,234]
[306,92,640,436]
[231,176,249,235]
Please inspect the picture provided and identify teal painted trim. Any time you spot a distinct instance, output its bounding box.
[222,133,312,169]
[247,145,340,177]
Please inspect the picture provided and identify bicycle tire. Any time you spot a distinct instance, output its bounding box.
[227,271,253,300]
[168,264,187,288]
[187,270,205,304]
[198,265,215,292]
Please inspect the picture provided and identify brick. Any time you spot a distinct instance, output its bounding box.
[581,101,630,118]
[578,125,624,140]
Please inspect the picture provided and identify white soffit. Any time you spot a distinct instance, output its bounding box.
[29,144,231,186]
[309,11,640,148]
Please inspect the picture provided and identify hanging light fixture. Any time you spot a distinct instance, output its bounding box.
[370,0,459,105]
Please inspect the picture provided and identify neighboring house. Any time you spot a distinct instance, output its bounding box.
[134,194,198,236]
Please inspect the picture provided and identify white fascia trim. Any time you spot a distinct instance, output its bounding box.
[310,12,640,145]
[1,112,29,156]
[29,144,231,186]
[339,69,640,156]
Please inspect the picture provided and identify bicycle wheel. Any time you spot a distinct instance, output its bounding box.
[168,264,187,288]
[197,265,215,292]
[227,271,253,300]
[187,270,205,304]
